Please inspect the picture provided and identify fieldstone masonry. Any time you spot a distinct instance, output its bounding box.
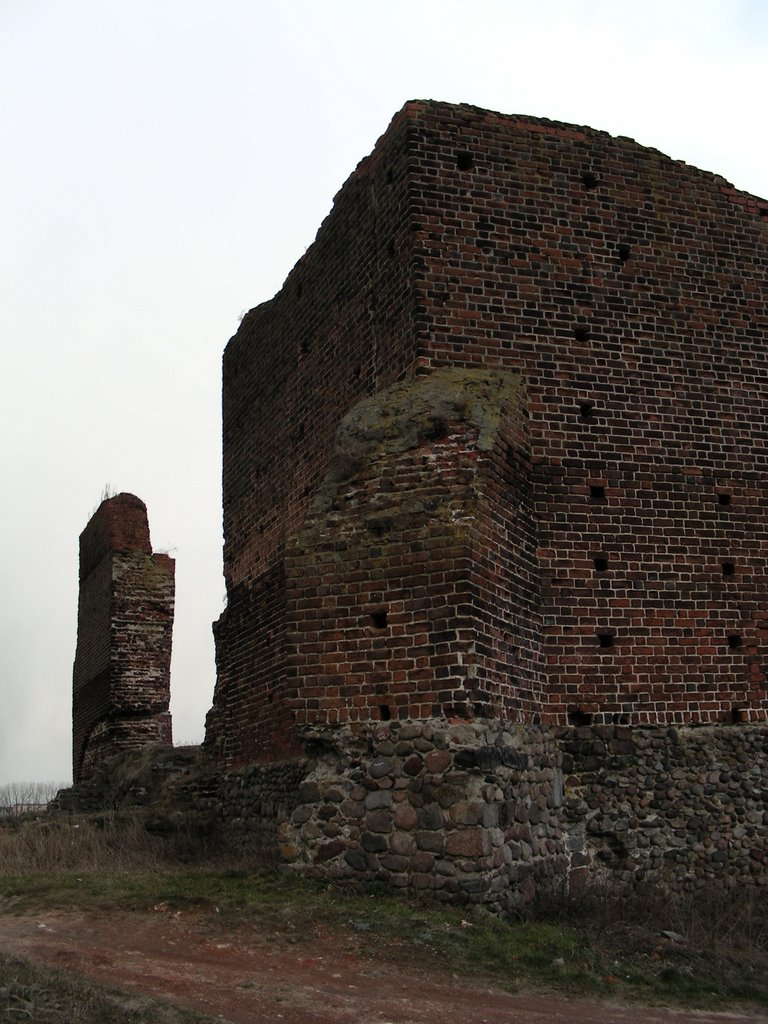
[277,719,566,914]
[195,718,766,908]
[559,723,768,889]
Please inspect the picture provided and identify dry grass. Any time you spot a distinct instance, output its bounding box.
[0,812,253,875]
[532,878,768,1006]
[0,815,162,873]
[536,876,768,955]
[0,952,215,1023]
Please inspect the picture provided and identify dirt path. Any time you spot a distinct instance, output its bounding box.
[0,909,761,1024]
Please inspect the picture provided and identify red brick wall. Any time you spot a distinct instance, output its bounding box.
[468,390,544,720]
[207,107,422,763]
[208,101,768,767]
[281,369,534,731]
[72,493,175,782]
[408,102,767,726]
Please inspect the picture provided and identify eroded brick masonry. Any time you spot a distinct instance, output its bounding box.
[68,102,765,903]
[207,100,768,771]
[72,493,174,783]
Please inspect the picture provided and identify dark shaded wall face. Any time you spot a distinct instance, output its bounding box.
[207,108,421,765]
[209,101,768,768]
[72,493,174,782]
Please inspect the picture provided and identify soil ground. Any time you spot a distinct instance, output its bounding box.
[0,908,762,1024]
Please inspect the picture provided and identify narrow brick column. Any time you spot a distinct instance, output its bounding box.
[72,493,174,782]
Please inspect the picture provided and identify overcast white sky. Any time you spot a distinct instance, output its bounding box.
[1,0,766,785]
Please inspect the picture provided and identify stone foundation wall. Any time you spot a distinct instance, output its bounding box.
[187,759,308,861]
[201,719,768,910]
[56,721,768,909]
[559,723,768,891]
[275,718,565,915]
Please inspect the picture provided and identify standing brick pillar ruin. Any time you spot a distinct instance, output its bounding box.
[72,493,174,783]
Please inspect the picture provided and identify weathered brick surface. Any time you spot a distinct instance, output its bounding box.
[72,493,174,782]
[283,368,536,730]
[208,100,767,767]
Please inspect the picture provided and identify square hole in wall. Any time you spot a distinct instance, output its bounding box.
[594,556,609,572]
[721,561,736,576]
[370,610,388,629]
[567,706,593,725]
[597,632,615,648]
[727,634,743,649]
[589,485,606,501]
[718,492,732,506]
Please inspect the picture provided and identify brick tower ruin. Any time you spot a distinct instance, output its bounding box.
[206,100,768,769]
[72,493,174,783]
[60,103,767,903]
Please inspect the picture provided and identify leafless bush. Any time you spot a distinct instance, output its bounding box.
[532,874,768,961]
[0,781,68,816]
[0,812,237,873]
[0,805,276,874]
[662,882,768,956]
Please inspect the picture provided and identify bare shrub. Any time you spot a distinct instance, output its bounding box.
[532,875,768,963]
[0,802,278,875]
[661,883,768,957]
[0,781,68,816]
[0,812,241,874]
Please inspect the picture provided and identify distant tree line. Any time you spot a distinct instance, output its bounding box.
[0,781,67,815]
